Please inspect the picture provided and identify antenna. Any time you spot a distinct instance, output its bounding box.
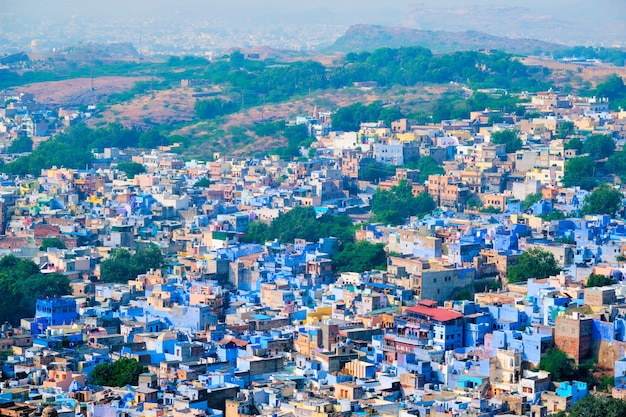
[90,56,94,91]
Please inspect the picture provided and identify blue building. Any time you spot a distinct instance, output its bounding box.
[33,298,78,334]
[556,381,588,405]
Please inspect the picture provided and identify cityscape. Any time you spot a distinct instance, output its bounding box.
[1,2,626,417]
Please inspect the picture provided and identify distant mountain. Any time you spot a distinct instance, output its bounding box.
[326,24,565,55]
[61,42,140,59]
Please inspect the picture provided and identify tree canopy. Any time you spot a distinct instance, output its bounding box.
[507,248,560,284]
[539,348,577,382]
[99,245,164,283]
[559,394,626,417]
[332,241,387,273]
[117,161,147,179]
[90,357,147,387]
[606,150,626,182]
[491,130,522,153]
[332,101,405,132]
[562,156,597,190]
[582,134,615,160]
[7,136,33,153]
[2,123,147,176]
[594,74,626,110]
[40,237,66,251]
[358,158,396,182]
[371,179,436,225]
[586,273,615,288]
[243,206,356,245]
[403,156,446,184]
[581,184,623,216]
[0,255,71,325]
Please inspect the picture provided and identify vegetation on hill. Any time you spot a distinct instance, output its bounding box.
[332,101,405,132]
[0,255,71,325]
[2,123,158,176]
[552,46,626,67]
[328,24,564,55]
[592,74,626,110]
[370,179,436,226]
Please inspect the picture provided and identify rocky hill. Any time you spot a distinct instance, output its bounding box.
[327,24,565,55]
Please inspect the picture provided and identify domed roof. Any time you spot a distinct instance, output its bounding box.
[41,405,58,417]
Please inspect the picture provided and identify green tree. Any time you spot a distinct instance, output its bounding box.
[491,130,522,153]
[581,184,623,215]
[466,196,483,209]
[116,161,146,179]
[243,221,270,244]
[40,237,66,251]
[557,121,576,139]
[193,177,211,188]
[138,130,168,149]
[90,357,147,387]
[0,255,71,325]
[242,206,355,246]
[606,150,626,182]
[7,136,33,153]
[539,210,567,221]
[564,137,583,152]
[332,241,387,273]
[522,192,543,211]
[582,134,615,159]
[100,245,163,283]
[539,348,576,381]
[566,394,626,417]
[507,248,560,284]
[371,179,436,225]
[358,159,396,182]
[562,156,597,190]
[586,273,615,287]
[414,156,445,183]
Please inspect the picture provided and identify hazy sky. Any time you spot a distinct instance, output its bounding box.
[1,0,625,53]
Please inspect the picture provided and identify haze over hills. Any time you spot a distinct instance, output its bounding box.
[1,0,624,56]
[327,25,566,55]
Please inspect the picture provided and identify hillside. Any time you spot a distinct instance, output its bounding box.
[327,25,565,55]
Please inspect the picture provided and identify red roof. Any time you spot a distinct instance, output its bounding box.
[218,338,249,347]
[405,305,463,323]
[418,299,438,307]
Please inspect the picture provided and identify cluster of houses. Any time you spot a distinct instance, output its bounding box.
[0,87,626,417]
